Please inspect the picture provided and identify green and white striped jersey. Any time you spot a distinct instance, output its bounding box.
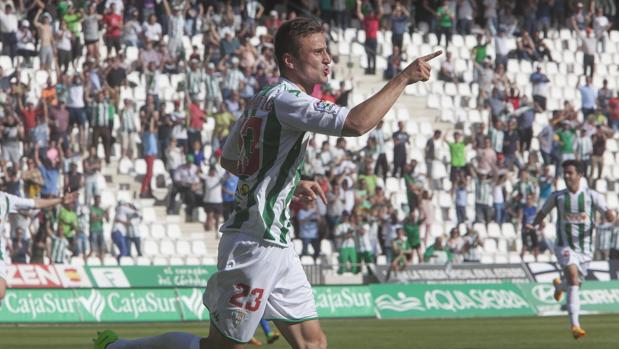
[539,186,608,255]
[220,79,349,247]
[0,192,35,263]
[50,235,69,264]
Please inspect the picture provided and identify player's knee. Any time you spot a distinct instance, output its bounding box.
[301,331,327,349]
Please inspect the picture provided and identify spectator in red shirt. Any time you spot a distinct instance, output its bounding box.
[356,0,382,75]
[187,96,206,148]
[103,3,123,57]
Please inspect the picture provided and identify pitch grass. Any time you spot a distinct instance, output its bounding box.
[2,315,619,349]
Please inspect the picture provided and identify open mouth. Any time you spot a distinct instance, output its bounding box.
[323,67,330,76]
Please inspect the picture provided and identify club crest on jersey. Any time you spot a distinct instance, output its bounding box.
[313,100,338,115]
[231,309,248,328]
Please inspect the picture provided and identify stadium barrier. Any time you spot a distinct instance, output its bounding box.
[3,282,619,323]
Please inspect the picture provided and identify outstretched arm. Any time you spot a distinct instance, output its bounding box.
[34,192,78,209]
[342,51,442,136]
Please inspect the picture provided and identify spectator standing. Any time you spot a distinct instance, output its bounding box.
[447,131,467,187]
[202,166,224,237]
[424,130,442,183]
[57,201,78,258]
[392,121,410,178]
[575,129,593,177]
[126,206,143,258]
[335,211,358,274]
[67,75,87,151]
[370,121,388,182]
[577,27,596,77]
[455,174,468,223]
[457,0,475,35]
[48,221,70,264]
[167,155,200,220]
[111,201,131,264]
[471,166,493,224]
[577,76,597,119]
[530,65,550,111]
[88,195,108,265]
[162,0,186,59]
[297,200,321,263]
[597,79,613,117]
[34,144,62,198]
[0,3,18,64]
[436,1,454,49]
[221,172,238,221]
[592,7,611,53]
[140,109,158,199]
[34,8,55,72]
[82,146,101,206]
[514,97,537,153]
[356,0,382,75]
[10,227,30,263]
[424,236,453,264]
[590,125,608,182]
[520,193,539,261]
[390,3,409,50]
[403,209,424,263]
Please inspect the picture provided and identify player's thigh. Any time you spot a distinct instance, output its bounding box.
[564,264,581,285]
[201,323,245,349]
[274,319,327,349]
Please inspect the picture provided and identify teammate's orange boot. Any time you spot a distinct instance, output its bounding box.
[571,326,586,340]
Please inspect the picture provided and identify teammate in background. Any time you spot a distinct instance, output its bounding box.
[0,191,78,304]
[527,160,615,339]
[94,17,440,349]
[249,319,281,346]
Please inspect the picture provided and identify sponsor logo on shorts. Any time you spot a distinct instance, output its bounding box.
[313,100,338,115]
[231,309,247,328]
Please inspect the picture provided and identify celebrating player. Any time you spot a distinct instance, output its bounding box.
[0,191,78,304]
[527,160,615,339]
[94,17,440,349]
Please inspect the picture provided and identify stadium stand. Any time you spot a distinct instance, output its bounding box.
[1,0,619,276]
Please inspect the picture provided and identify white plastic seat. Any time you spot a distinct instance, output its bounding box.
[143,239,160,256]
[160,240,176,256]
[167,224,182,239]
[176,240,191,256]
[192,241,207,256]
[150,224,166,239]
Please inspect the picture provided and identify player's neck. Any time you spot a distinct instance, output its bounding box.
[281,73,310,94]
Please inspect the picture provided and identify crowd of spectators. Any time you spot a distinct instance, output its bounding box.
[0,0,618,274]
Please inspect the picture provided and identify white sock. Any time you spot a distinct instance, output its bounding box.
[108,332,201,349]
[567,286,580,327]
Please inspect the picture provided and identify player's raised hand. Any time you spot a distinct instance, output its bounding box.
[403,50,442,84]
[294,180,327,204]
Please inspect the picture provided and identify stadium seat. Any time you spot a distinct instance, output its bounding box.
[150,224,166,239]
[494,255,508,263]
[192,241,207,256]
[320,240,333,256]
[152,257,169,265]
[185,257,200,265]
[86,257,102,266]
[487,223,501,238]
[136,256,151,265]
[176,240,191,256]
[167,224,182,239]
[143,239,160,256]
[103,256,118,266]
[473,223,487,239]
[301,256,315,265]
[169,257,184,265]
[142,207,156,223]
[501,223,516,240]
[202,257,216,265]
[119,256,135,266]
[484,239,497,253]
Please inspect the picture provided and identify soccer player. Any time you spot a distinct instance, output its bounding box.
[94,17,440,349]
[527,160,615,339]
[0,191,78,304]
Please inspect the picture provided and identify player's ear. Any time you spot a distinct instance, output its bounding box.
[283,53,295,71]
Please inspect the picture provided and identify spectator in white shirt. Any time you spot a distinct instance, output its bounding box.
[577,27,596,77]
[202,166,224,236]
[593,7,611,53]
[142,14,162,44]
[0,3,18,62]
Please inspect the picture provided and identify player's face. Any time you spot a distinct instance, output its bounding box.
[293,33,331,90]
[563,165,581,191]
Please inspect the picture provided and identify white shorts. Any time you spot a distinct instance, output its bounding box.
[203,232,317,343]
[554,245,592,276]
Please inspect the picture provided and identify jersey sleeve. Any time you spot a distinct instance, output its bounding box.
[274,89,349,136]
[5,193,36,213]
[221,118,243,161]
[591,190,609,214]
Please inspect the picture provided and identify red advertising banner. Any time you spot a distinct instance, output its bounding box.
[7,264,92,288]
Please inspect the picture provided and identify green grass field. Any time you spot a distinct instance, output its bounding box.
[2,315,619,349]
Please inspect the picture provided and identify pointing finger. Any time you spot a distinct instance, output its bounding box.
[421,50,443,62]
